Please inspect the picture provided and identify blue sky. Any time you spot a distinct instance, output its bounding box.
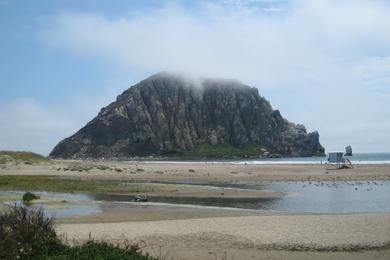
[1,0,390,155]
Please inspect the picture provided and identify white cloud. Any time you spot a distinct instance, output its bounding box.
[0,99,72,155]
[36,0,390,152]
[0,95,114,155]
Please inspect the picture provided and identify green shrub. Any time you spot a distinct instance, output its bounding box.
[0,157,7,164]
[0,206,156,260]
[63,165,94,172]
[22,191,40,202]
[0,206,64,259]
[57,241,154,259]
[96,165,110,171]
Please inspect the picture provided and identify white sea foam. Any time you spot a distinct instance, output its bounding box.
[136,159,390,165]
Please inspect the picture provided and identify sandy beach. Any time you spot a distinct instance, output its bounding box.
[59,213,390,259]
[1,160,390,182]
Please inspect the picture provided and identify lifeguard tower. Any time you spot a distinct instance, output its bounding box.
[327,152,353,169]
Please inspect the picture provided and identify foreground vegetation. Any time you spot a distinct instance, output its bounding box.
[0,205,156,259]
[0,175,155,194]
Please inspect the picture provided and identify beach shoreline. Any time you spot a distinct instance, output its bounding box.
[1,160,389,182]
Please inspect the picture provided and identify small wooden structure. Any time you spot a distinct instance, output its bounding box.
[327,152,353,169]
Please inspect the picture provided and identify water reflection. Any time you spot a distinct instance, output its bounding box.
[92,180,390,213]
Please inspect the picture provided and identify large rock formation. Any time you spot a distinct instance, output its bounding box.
[50,73,325,159]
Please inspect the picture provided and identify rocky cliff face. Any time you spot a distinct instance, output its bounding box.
[50,73,325,159]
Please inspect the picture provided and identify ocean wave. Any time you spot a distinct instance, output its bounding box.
[137,159,390,165]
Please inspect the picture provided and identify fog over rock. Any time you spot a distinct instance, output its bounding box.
[50,73,325,158]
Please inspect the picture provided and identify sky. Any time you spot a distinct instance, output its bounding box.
[0,0,390,155]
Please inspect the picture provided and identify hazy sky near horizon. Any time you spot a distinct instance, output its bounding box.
[1,0,390,155]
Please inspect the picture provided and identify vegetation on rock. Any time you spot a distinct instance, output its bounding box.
[163,143,276,158]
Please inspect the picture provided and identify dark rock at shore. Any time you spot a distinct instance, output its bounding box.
[50,73,325,159]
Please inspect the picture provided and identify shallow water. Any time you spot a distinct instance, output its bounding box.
[2,180,390,217]
[94,180,390,213]
[215,180,390,213]
[0,191,101,218]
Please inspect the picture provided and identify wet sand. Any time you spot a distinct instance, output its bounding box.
[105,182,284,198]
[57,202,265,223]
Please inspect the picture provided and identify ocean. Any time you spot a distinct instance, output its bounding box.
[232,152,390,165]
[141,153,390,165]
